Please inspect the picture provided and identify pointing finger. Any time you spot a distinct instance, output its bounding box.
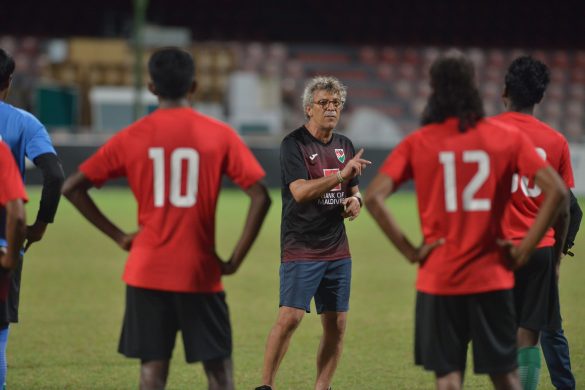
[355,159,372,166]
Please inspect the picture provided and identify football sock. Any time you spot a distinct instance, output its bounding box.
[0,326,9,389]
[518,346,540,390]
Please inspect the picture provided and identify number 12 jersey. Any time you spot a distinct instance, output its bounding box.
[379,118,547,295]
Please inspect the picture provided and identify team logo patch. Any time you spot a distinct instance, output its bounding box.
[335,149,345,163]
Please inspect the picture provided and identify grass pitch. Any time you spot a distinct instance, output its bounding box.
[9,187,585,389]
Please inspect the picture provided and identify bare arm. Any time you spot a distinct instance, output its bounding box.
[289,148,371,203]
[510,166,568,268]
[1,199,26,270]
[62,171,135,251]
[365,173,442,263]
[218,182,272,275]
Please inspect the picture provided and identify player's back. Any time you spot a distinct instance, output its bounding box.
[399,118,545,295]
[493,112,574,246]
[82,107,264,293]
[123,108,228,250]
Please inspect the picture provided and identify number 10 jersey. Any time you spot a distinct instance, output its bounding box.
[80,108,265,293]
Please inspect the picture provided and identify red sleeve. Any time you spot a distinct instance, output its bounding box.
[79,132,127,187]
[558,138,575,188]
[378,134,414,189]
[515,132,549,179]
[224,129,265,189]
[0,144,28,205]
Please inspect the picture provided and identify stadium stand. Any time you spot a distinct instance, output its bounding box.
[0,35,583,143]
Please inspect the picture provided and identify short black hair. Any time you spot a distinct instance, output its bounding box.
[0,49,15,90]
[505,56,550,109]
[148,47,195,99]
[421,52,484,132]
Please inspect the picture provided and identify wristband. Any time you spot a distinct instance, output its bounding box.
[352,195,363,208]
[336,171,345,183]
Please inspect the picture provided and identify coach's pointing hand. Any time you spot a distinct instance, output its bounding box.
[340,148,371,181]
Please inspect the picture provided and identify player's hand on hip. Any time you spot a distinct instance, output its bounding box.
[497,239,527,270]
[340,148,371,181]
[23,220,48,252]
[341,196,360,221]
[216,255,239,275]
[117,231,139,251]
[409,238,445,264]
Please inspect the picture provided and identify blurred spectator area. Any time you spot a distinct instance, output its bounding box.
[1,35,584,144]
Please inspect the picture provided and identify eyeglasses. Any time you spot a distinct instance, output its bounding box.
[313,99,343,109]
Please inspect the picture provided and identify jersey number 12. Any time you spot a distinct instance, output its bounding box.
[149,147,200,207]
[439,150,491,212]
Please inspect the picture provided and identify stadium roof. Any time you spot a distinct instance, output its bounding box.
[2,0,584,49]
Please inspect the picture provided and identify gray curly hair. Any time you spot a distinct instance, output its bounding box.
[301,76,347,119]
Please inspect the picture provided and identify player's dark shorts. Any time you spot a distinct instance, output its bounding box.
[279,258,351,313]
[514,246,561,332]
[415,289,517,375]
[0,256,24,325]
[119,286,232,363]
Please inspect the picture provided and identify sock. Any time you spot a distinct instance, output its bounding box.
[518,346,541,390]
[0,325,9,389]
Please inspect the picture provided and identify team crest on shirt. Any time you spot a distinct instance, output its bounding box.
[335,149,345,163]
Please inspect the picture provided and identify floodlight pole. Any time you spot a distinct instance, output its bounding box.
[133,0,149,120]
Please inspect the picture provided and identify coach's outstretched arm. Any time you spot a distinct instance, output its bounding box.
[503,166,568,269]
[62,172,136,251]
[0,199,26,270]
[289,148,371,203]
[365,174,443,264]
[218,182,271,275]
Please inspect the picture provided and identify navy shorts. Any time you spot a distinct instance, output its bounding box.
[279,258,351,313]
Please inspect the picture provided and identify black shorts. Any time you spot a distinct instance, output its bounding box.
[0,256,23,324]
[118,286,232,363]
[415,289,517,375]
[514,246,561,332]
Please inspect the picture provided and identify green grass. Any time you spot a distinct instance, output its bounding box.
[8,187,585,389]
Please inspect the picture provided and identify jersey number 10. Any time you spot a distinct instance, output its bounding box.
[149,147,200,207]
[439,150,491,212]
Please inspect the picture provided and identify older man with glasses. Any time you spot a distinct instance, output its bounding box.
[255,76,370,390]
